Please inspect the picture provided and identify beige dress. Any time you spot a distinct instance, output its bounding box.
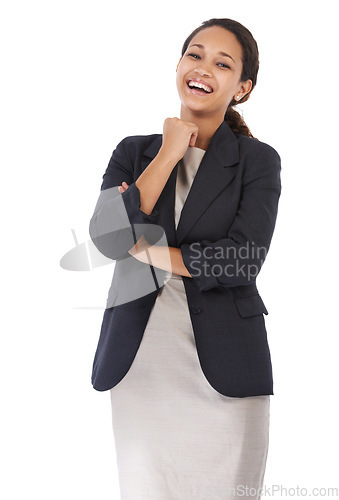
[110,146,270,500]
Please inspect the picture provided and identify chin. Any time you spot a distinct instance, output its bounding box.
[182,100,209,113]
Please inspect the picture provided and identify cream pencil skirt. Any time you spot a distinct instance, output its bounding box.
[109,273,270,500]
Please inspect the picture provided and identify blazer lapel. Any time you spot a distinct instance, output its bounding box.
[140,121,239,247]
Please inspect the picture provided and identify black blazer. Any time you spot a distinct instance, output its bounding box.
[89,120,282,398]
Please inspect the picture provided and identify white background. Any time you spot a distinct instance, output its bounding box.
[1,0,338,498]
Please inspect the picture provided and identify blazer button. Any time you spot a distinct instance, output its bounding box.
[192,305,201,314]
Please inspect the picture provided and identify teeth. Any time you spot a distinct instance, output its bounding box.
[188,80,213,93]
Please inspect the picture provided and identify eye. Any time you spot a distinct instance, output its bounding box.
[187,53,230,69]
[187,53,200,59]
[217,62,231,69]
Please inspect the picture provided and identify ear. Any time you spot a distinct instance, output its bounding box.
[237,79,252,97]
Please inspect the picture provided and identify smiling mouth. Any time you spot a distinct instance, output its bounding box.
[186,80,214,96]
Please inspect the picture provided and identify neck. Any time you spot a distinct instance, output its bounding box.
[179,105,226,151]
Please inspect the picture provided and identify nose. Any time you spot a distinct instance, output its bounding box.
[194,66,212,78]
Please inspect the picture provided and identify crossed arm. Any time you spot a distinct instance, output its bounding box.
[128,234,192,277]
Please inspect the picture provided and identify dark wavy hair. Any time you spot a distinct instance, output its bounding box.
[180,18,259,139]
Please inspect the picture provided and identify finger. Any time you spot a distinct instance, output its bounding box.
[189,133,197,147]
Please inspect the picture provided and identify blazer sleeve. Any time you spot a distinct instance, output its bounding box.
[180,144,282,292]
[89,137,159,261]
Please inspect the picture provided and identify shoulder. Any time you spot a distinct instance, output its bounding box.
[235,135,282,185]
[236,134,281,164]
[115,133,161,156]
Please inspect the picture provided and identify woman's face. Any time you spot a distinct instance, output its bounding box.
[176,26,252,117]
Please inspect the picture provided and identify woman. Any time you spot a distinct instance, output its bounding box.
[89,18,282,499]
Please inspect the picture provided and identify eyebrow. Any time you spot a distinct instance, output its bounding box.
[188,43,235,63]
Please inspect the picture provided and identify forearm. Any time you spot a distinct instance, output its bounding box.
[135,148,177,215]
[128,237,192,277]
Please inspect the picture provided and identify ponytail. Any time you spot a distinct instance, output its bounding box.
[224,106,258,140]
